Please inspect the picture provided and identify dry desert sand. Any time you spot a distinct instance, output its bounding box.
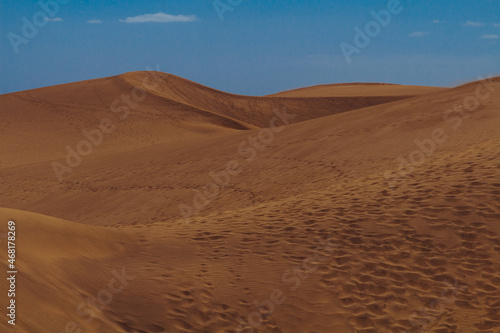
[0,72,499,332]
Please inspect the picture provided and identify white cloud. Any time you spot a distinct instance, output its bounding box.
[481,34,499,39]
[44,17,63,22]
[494,23,500,28]
[119,12,197,23]
[87,20,102,24]
[409,31,431,37]
[464,21,485,27]
[433,20,441,24]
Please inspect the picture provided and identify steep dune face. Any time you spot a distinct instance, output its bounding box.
[1,75,499,332]
[123,72,417,127]
[268,82,447,98]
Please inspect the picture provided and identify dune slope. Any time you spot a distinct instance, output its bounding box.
[1,76,497,227]
[0,72,420,168]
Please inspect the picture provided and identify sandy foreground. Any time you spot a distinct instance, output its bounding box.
[0,72,499,332]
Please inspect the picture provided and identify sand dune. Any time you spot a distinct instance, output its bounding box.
[0,74,499,332]
[0,72,416,168]
[268,82,446,98]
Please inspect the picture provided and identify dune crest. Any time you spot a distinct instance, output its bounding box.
[268,82,447,98]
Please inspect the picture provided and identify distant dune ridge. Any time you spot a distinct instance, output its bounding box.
[268,82,446,98]
[0,73,499,332]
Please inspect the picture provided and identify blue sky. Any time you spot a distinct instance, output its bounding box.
[1,0,499,95]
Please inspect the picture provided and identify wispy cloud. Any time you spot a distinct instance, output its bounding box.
[44,17,63,22]
[87,19,102,24]
[433,20,442,24]
[494,23,500,28]
[481,34,499,39]
[119,12,197,23]
[464,21,485,27]
[409,31,431,37]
